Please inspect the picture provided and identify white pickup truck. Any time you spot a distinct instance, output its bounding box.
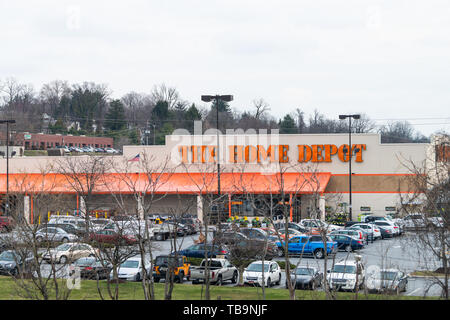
[190,258,238,285]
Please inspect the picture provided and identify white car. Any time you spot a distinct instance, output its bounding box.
[365,268,408,294]
[371,221,399,236]
[36,227,79,243]
[351,223,381,240]
[105,147,118,154]
[42,243,99,264]
[104,220,153,241]
[402,213,443,230]
[110,256,151,282]
[327,259,365,291]
[300,219,342,233]
[90,218,113,232]
[243,260,282,287]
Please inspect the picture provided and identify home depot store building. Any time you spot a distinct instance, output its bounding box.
[0,133,431,223]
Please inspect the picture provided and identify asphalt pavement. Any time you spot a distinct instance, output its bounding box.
[34,230,445,297]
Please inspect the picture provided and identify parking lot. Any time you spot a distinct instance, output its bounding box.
[33,229,445,297]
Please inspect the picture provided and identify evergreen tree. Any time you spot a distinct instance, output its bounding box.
[105,100,126,131]
[279,114,297,134]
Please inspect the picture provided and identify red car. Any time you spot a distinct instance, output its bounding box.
[0,216,14,232]
[89,229,137,245]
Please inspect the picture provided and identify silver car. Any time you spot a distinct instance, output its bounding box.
[36,227,78,243]
[366,269,408,294]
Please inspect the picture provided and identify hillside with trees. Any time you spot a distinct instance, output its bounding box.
[0,77,429,148]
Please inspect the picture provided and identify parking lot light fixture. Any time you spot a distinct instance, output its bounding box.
[0,120,16,217]
[201,95,233,224]
[338,114,360,221]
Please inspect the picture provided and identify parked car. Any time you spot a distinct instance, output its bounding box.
[42,242,98,264]
[151,223,172,241]
[375,225,394,239]
[111,215,139,222]
[361,215,391,223]
[94,148,105,153]
[327,259,365,291]
[330,229,366,243]
[36,227,78,243]
[243,260,282,287]
[88,229,137,245]
[105,147,119,154]
[329,234,364,251]
[230,237,279,260]
[285,266,323,290]
[71,256,112,279]
[346,226,370,244]
[276,228,304,240]
[344,221,362,228]
[299,219,342,233]
[190,258,238,285]
[365,268,408,294]
[239,228,271,241]
[110,256,151,282]
[0,216,14,232]
[179,217,201,234]
[0,250,33,276]
[48,216,91,233]
[273,222,310,235]
[372,221,398,236]
[350,223,381,240]
[165,221,189,237]
[153,255,190,283]
[402,213,443,230]
[176,243,228,259]
[56,145,70,153]
[90,218,113,232]
[275,235,338,259]
[213,231,249,246]
[43,223,82,236]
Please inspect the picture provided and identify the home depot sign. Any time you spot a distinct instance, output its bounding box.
[178,144,366,163]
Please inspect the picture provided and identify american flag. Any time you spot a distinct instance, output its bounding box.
[128,154,140,162]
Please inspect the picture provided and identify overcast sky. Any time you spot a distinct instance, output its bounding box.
[1,0,449,135]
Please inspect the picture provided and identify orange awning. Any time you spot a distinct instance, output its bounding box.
[0,172,331,195]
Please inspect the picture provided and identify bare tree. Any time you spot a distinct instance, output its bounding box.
[3,166,78,300]
[253,99,270,120]
[398,133,449,299]
[150,83,180,109]
[53,155,112,235]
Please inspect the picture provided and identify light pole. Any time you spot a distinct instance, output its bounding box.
[338,114,360,221]
[0,120,16,217]
[201,95,233,222]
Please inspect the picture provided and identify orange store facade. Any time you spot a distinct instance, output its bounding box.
[0,133,434,224]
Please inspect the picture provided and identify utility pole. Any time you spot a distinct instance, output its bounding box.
[0,120,16,217]
[201,95,233,223]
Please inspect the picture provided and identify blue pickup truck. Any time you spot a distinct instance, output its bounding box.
[276,235,337,259]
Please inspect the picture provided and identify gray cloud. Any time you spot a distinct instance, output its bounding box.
[0,0,449,135]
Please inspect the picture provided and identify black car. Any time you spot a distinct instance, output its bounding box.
[344,221,361,228]
[71,257,112,279]
[286,266,323,290]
